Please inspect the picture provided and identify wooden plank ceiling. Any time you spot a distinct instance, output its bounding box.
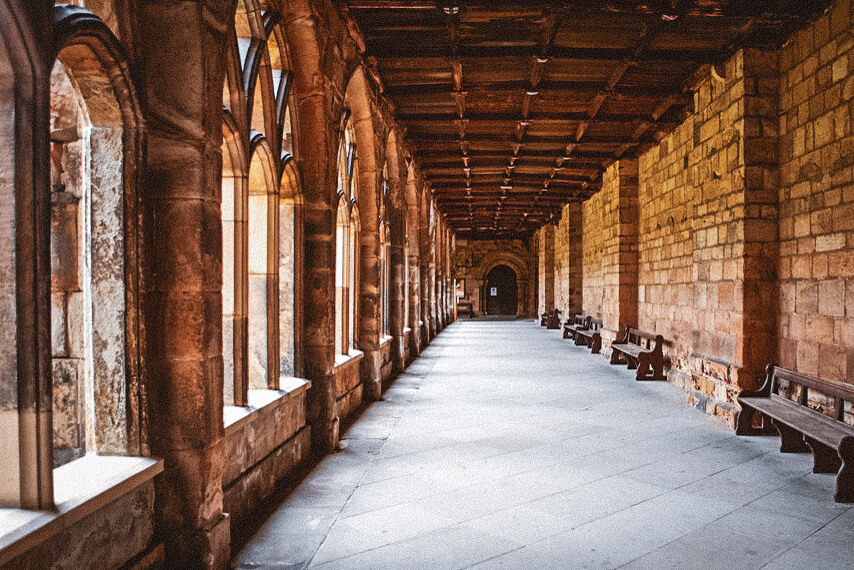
[345,1,832,239]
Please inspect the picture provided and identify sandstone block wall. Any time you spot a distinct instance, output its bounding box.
[535,205,583,320]
[542,1,854,421]
[636,48,780,417]
[777,0,854,383]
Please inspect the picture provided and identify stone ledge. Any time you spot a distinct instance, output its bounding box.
[223,378,311,432]
[334,349,364,370]
[0,455,163,567]
[223,380,311,487]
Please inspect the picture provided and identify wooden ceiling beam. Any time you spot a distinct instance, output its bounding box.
[385,80,689,97]
[366,44,722,62]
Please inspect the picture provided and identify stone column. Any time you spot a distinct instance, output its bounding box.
[428,200,437,338]
[602,159,639,339]
[354,115,382,401]
[406,179,421,356]
[419,191,430,346]
[538,224,555,314]
[566,203,584,315]
[137,2,234,567]
[740,49,779,389]
[387,152,407,374]
[285,11,338,454]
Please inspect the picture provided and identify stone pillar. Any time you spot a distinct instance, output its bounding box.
[428,200,437,338]
[137,2,233,567]
[740,49,779,388]
[389,214,406,372]
[603,159,639,339]
[388,153,407,374]
[406,182,422,356]
[353,115,382,401]
[419,191,431,345]
[286,11,338,454]
[538,224,555,314]
[566,203,584,315]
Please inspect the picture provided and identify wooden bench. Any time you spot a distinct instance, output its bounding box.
[562,314,588,339]
[457,300,473,317]
[574,318,602,354]
[736,365,854,503]
[610,326,666,381]
[540,308,561,329]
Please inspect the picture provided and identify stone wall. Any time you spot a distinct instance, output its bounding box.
[581,160,638,345]
[777,0,854,383]
[636,48,780,420]
[534,205,583,319]
[223,384,311,526]
[537,226,555,314]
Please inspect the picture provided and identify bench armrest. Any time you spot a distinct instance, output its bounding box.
[612,325,630,345]
[738,364,775,399]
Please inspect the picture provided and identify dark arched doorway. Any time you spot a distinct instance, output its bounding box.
[485,265,518,315]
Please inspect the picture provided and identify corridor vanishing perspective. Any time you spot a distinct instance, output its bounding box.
[236,320,854,570]
[3,0,854,568]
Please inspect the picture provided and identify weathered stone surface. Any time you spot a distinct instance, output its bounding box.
[4,480,157,570]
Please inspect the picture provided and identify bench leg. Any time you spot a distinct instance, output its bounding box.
[635,353,651,379]
[634,353,665,381]
[590,334,601,354]
[610,349,622,365]
[772,420,810,453]
[804,436,842,474]
[626,356,639,370]
[735,406,777,436]
[835,437,854,503]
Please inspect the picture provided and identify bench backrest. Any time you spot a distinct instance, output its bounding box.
[626,327,661,349]
[589,318,602,332]
[768,365,854,423]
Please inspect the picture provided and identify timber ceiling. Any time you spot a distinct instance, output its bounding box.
[345,1,833,239]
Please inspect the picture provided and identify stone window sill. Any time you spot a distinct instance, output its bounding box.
[403,326,412,335]
[334,349,363,370]
[223,378,311,432]
[380,335,393,346]
[0,455,163,567]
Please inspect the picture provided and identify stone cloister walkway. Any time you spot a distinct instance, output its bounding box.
[234,320,854,569]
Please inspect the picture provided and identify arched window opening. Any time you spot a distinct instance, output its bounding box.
[335,194,349,356]
[247,144,277,389]
[404,231,410,329]
[49,42,130,466]
[278,161,299,376]
[222,2,299,400]
[221,118,246,404]
[349,204,361,350]
[381,221,391,336]
[335,116,359,356]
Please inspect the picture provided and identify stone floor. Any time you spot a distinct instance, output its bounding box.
[233,320,854,569]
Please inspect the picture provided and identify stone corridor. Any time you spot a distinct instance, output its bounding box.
[234,320,854,570]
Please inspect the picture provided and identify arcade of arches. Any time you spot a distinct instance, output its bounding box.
[1,0,854,569]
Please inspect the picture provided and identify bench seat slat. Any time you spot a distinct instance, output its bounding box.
[741,395,854,450]
[737,364,854,503]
